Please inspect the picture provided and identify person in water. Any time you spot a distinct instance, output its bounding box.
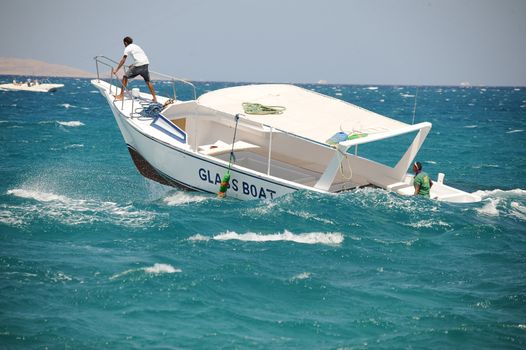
[413,161,432,197]
[112,36,157,102]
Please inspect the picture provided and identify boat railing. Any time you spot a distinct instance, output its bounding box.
[93,55,196,103]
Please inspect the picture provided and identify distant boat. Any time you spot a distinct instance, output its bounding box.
[0,78,64,92]
[92,56,481,203]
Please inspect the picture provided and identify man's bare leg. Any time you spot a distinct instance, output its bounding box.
[146,81,157,102]
[114,76,128,100]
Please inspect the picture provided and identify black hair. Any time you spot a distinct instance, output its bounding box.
[414,161,422,171]
[123,36,133,45]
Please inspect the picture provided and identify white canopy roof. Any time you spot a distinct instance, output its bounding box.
[197,84,410,145]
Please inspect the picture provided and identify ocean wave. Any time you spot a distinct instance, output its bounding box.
[244,201,279,216]
[59,103,75,109]
[473,189,526,198]
[50,271,73,283]
[163,192,210,206]
[0,209,24,226]
[57,121,84,127]
[464,125,478,128]
[373,237,419,247]
[187,234,210,242]
[6,188,159,227]
[510,202,526,221]
[506,129,524,134]
[64,144,84,149]
[476,199,500,217]
[403,219,451,229]
[188,230,344,246]
[472,189,526,219]
[348,187,425,214]
[286,210,334,224]
[8,188,68,202]
[109,263,181,280]
[290,272,311,281]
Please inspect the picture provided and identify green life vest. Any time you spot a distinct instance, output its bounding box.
[414,172,431,197]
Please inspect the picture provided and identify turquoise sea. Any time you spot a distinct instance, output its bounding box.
[0,77,525,349]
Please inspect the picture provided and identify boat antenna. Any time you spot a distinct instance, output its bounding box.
[411,87,418,125]
[218,114,240,198]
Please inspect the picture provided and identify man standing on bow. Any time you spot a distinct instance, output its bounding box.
[112,36,157,102]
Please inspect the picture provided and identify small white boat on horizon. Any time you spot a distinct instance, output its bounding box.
[0,78,64,92]
[92,56,481,203]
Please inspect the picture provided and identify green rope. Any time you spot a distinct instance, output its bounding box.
[242,102,286,115]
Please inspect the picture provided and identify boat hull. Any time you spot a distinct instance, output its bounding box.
[108,105,301,200]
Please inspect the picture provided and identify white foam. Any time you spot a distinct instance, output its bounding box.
[400,93,415,98]
[506,129,524,134]
[366,86,379,90]
[471,189,526,220]
[57,121,84,127]
[64,144,84,149]
[59,103,74,109]
[473,188,526,198]
[163,192,209,206]
[7,188,159,227]
[288,210,334,224]
[405,220,451,228]
[0,209,24,226]
[212,230,344,245]
[476,198,500,217]
[110,263,181,280]
[424,160,437,164]
[245,201,278,216]
[510,202,526,221]
[51,271,73,283]
[374,237,418,246]
[290,272,311,281]
[188,234,210,242]
[8,188,69,202]
[144,263,181,274]
[464,125,478,128]
[335,92,343,96]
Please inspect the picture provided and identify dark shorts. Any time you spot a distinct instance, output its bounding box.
[125,64,151,82]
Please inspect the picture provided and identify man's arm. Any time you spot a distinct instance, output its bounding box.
[112,55,127,75]
[414,184,420,195]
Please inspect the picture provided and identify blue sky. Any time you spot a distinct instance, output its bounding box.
[1,0,525,85]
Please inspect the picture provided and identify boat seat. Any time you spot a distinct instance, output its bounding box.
[198,140,260,156]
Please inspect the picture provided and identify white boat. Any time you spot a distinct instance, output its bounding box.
[0,78,64,92]
[92,56,481,203]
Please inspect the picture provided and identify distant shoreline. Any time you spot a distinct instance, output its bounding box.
[0,74,523,88]
[0,57,95,78]
[0,58,523,87]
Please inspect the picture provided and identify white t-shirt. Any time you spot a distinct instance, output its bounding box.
[123,43,149,66]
